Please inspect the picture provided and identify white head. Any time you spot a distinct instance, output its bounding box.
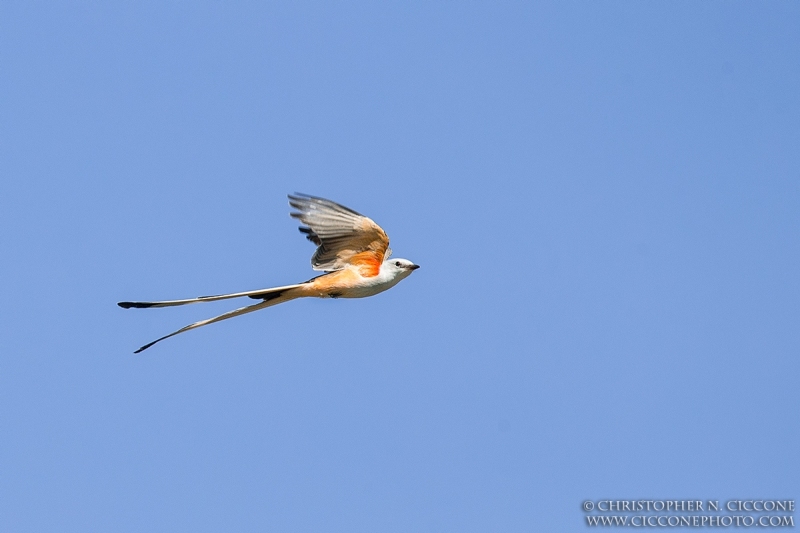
[383,258,420,279]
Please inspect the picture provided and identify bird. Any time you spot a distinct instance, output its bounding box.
[118,193,419,353]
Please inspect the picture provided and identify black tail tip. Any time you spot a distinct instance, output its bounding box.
[134,341,155,353]
[118,301,153,309]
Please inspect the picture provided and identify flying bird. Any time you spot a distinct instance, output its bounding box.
[119,194,419,353]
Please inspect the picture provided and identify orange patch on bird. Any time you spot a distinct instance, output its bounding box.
[304,269,362,295]
[349,251,383,277]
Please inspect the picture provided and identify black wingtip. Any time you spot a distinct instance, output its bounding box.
[297,226,322,245]
[118,301,155,309]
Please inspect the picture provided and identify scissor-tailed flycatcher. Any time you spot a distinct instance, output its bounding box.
[119,194,419,353]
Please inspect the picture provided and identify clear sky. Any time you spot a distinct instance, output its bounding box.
[1,2,798,531]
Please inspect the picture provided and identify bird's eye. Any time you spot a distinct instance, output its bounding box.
[395,261,401,267]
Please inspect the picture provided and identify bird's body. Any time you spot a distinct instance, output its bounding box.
[303,260,417,299]
[119,194,419,352]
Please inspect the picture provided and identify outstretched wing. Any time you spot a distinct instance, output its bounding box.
[289,194,390,275]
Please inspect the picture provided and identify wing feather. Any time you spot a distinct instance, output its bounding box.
[288,194,389,274]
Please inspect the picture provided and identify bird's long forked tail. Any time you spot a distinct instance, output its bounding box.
[119,284,303,353]
[118,284,303,309]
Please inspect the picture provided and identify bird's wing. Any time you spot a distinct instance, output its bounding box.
[118,284,303,309]
[289,193,390,275]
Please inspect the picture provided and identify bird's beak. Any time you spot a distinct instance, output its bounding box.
[408,264,420,270]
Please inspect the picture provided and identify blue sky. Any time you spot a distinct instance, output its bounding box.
[1,2,798,531]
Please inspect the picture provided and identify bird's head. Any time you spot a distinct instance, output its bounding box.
[384,258,420,278]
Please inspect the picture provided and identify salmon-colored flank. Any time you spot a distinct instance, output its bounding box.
[297,269,364,297]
